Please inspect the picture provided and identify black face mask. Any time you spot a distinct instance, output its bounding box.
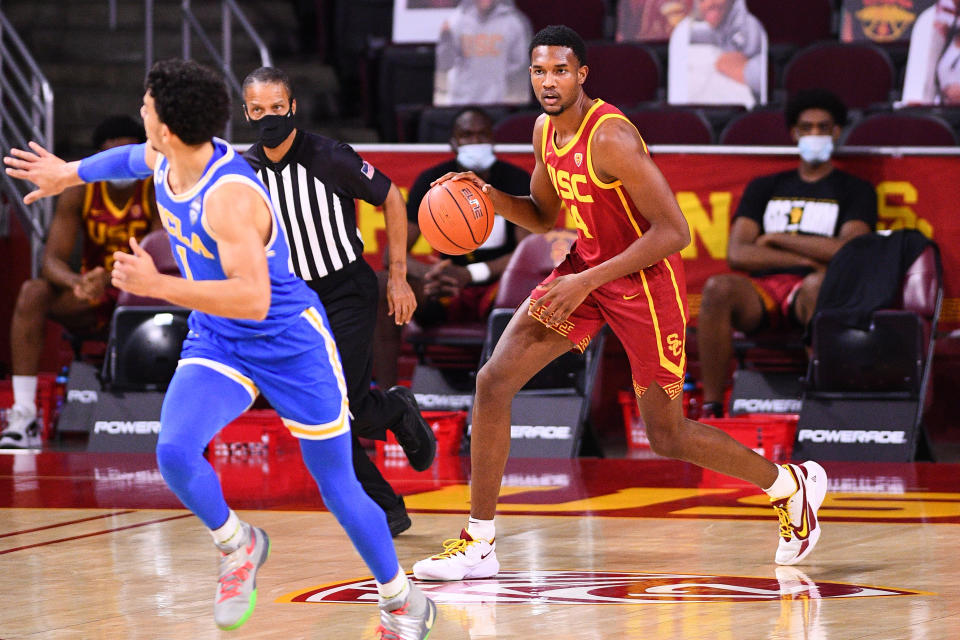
[249,107,296,148]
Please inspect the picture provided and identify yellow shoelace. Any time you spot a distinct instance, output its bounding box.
[431,537,474,559]
[772,502,792,540]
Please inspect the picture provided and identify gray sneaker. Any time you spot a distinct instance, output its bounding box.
[377,583,437,640]
[0,406,41,449]
[214,525,270,630]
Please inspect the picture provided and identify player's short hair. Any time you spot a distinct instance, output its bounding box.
[785,89,848,129]
[529,25,587,67]
[145,59,230,146]
[92,115,145,150]
[241,67,294,101]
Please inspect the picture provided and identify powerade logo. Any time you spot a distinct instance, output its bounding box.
[67,389,98,404]
[93,421,161,435]
[511,425,572,440]
[797,429,906,444]
[413,393,473,411]
[732,398,802,413]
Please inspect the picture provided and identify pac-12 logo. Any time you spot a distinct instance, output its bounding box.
[277,570,925,605]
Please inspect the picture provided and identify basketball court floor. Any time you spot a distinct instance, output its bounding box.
[2,448,959,639]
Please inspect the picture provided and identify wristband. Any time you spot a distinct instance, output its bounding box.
[466,262,491,283]
[77,143,151,183]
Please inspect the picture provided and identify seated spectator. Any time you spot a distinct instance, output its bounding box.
[841,0,936,44]
[0,115,159,449]
[668,0,767,107]
[902,0,960,105]
[696,90,878,418]
[617,0,693,42]
[373,107,531,387]
[434,0,532,106]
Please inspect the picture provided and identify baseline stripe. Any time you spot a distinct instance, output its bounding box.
[0,513,193,555]
[0,510,136,539]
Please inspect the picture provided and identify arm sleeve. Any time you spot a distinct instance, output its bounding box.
[77,143,152,183]
[733,175,773,227]
[329,142,392,206]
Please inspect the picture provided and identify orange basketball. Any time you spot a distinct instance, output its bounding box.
[417,179,494,255]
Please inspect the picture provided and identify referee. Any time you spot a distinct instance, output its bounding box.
[241,67,435,536]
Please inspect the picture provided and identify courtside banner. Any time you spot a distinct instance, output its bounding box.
[352,147,960,329]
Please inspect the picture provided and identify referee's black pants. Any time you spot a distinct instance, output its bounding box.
[307,262,407,513]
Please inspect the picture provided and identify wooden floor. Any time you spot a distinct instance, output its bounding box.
[2,450,959,639]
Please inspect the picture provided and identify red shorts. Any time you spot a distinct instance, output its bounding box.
[529,252,689,400]
[750,274,803,329]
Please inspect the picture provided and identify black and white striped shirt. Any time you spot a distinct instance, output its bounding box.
[244,130,391,282]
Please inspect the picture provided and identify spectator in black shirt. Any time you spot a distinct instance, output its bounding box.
[696,89,878,418]
[373,107,532,388]
[241,67,436,537]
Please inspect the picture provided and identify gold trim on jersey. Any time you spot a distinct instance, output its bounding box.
[282,404,350,440]
[638,268,687,378]
[177,357,259,403]
[551,99,605,157]
[662,378,684,400]
[100,182,134,220]
[614,186,645,239]
[585,113,633,190]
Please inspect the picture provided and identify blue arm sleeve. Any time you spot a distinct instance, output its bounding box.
[77,143,152,183]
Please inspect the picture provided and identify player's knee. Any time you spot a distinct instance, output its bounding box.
[475,360,514,399]
[155,440,199,483]
[644,420,683,458]
[14,279,53,315]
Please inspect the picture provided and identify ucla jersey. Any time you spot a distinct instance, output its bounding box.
[154,138,318,339]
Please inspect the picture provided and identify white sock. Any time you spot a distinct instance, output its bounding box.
[210,510,245,550]
[764,465,798,500]
[11,375,37,415]
[467,517,495,541]
[377,565,409,600]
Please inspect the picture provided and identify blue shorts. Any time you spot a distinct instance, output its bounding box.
[174,306,350,440]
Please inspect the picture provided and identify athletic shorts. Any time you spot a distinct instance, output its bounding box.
[529,251,689,400]
[174,306,350,440]
[750,273,804,330]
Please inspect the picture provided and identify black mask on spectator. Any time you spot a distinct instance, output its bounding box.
[249,107,296,148]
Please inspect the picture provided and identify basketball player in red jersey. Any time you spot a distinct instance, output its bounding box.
[0,115,159,449]
[413,25,828,579]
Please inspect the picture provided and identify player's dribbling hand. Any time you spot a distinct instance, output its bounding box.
[3,142,74,204]
[111,237,158,296]
[529,273,593,327]
[430,171,497,199]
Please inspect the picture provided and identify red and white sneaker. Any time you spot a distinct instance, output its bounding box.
[412,529,498,581]
[771,462,828,565]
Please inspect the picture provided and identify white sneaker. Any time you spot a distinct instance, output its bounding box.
[771,462,828,565]
[0,406,41,449]
[412,529,498,581]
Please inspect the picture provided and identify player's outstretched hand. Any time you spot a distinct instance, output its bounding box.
[3,142,74,204]
[111,237,159,296]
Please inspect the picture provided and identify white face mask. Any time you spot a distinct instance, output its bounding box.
[456,143,497,172]
[108,178,138,189]
[797,135,834,165]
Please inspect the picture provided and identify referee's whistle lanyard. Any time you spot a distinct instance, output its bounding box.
[249,108,296,148]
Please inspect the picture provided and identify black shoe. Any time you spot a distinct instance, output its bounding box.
[386,497,412,538]
[387,386,437,472]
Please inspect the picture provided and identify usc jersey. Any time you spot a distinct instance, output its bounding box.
[535,99,689,399]
[81,179,154,272]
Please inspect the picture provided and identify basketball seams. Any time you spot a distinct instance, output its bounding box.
[440,182,482,246]
[427,187,469,252]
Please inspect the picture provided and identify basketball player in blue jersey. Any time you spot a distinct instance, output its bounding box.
[3,59,436,639]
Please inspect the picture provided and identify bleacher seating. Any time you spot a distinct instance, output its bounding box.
[583,42,661,109]
[783,42,895,110]
[515,0,607,41]
[843,112,959,147]
[625,107,714,145]
[719,109,793,145]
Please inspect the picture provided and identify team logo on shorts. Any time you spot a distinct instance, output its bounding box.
[276,570,925,605]
[667,332,683,357]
